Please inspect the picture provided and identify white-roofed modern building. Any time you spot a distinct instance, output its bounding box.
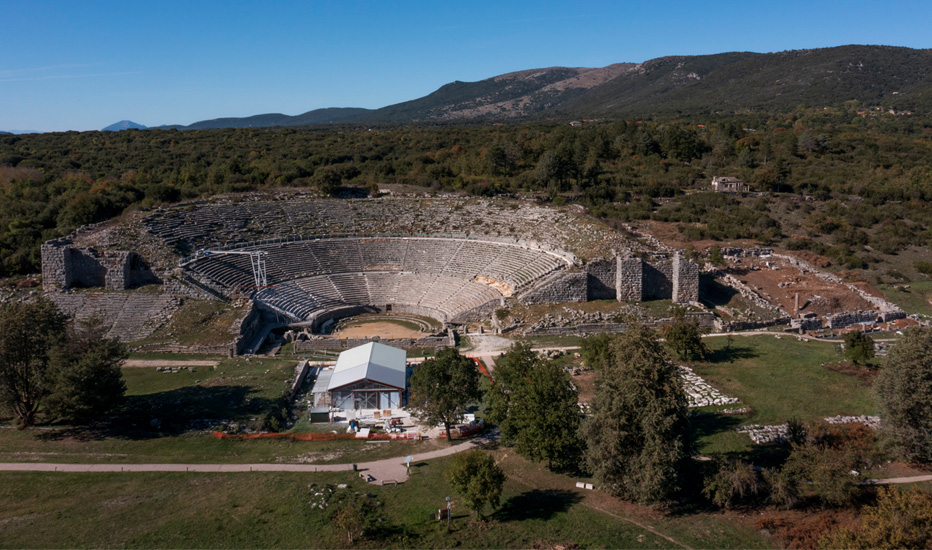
[324,341,408,410]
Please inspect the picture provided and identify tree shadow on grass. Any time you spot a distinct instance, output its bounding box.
[36,384,275,441]
[494,489,582,522]
[691,413,791,469]
[706,344,758,364]
[691,412,743,442]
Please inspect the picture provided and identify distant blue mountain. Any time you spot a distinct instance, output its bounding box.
[102,120,147,131]
[156,107,372,130]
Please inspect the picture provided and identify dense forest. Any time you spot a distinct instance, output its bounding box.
[2,105,932,278]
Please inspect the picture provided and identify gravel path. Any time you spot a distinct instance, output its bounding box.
[0,430,500,485]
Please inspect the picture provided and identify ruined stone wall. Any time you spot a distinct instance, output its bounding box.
[520,271,588,303]
[233,301,272,355]
[790,318,823,331]
[672,254,700,304]
[41,239,72,290]
[642,261,673,300]
[66,248,107,288]
[41,239,159,291]
[586,258,616,300]
[616,256,643,302]
[164,273,227,301]
[294,333,454,352]
[826,310,880,329]
[525,323,627,336]
[721,247,773,257]
[104,252,132,290]
[450,297,503,324]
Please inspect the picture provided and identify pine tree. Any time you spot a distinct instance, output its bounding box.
[0,298,69,428]
[580,324,692,503]
[875,327,932,463]
[47,316,128,424]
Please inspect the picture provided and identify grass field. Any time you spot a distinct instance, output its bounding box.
[0,353,445,465]
[133,299,247,347]
[0,450,774,549]
[877,281,932,316]
[692,335,878,455]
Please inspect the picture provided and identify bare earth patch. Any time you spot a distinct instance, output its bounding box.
[729,255,876,316]
[332,321,425,339]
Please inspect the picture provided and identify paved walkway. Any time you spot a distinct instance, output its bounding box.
[0,430,500,486]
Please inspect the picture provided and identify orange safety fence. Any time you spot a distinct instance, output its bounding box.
[212,431,422,441]
[468,356,494,384]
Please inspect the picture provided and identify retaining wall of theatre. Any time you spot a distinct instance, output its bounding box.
[41,238,160,291]
[522,271,588,303]
[529,254,699,305]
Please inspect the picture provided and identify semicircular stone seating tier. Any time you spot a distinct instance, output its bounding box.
[182,237,570,323]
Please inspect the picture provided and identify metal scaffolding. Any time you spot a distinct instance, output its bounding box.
[198,249,268,288]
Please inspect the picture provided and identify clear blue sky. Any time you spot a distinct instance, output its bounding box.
[3,0,930,132]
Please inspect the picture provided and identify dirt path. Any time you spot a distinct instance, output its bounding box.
[864,474,932,485]
[0,430,500,485]
[122,359,220,368]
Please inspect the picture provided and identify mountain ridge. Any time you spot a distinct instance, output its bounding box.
[102,120,147,131]
[158,45,932,129]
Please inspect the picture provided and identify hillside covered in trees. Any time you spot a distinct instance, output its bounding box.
[2,105,932,282]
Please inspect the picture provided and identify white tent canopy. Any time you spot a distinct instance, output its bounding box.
[322,342,408,411]
[328,342,407,391]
